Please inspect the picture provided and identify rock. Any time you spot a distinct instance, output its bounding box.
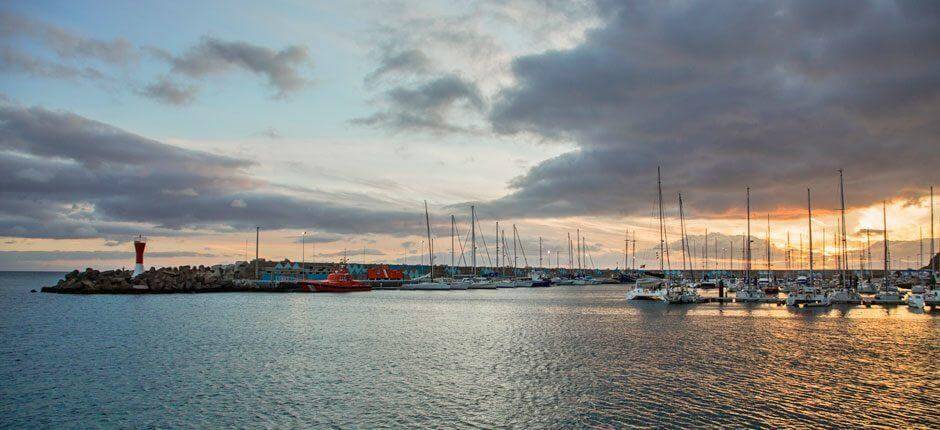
[30,289,36,293]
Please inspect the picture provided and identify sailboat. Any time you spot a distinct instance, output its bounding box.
[666,191,700,303]
[787,189,831,307]
[737,187,769,302]
[626,167,670,301]
[872,201,903,304]
[828,170,862,304]
[404,201,452,290]
[910,186,939,307]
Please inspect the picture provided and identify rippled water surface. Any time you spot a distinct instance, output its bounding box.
[1,271,937,428]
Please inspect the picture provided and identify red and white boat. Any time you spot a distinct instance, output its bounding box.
[301,266,371,293]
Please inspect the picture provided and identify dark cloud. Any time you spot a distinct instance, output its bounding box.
[0,103,428,239]
[0,12,137,65]
[484,0,940,218]
[352,74,485,133]
[0,46,106,80]
[0,250,220,264]
[164,37,311,98]
[317,248,386,257]
[138,77,198,105]
[365,48,432,83]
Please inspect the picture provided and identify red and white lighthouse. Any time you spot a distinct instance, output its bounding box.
[133,235,146,277]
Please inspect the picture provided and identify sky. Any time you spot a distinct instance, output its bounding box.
[1,0,938,271]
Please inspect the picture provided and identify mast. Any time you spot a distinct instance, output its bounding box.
[767,214,771,279]
[577,228,582,272]
[730,240,734,273]
[568,232,572,269]
[678,192,689,276]
[920,227,924,269]
[786,231,791,275]
[624,228,629,271]
[255,226,260,279]
[513,224,518,271]
[883,201,889,276]
[539,236,543,268]
[866,229,872,281]
[451,215,456,269]
[838,169,848,287]
[808,189,814,285]
[471,206,476,277]
[495,221,499,276]
[931,185,936,273]
[704,227,709,275]
[657,166,667,272]
[425,200,434,279]
[746,187,751,285]
[631,231,637,270]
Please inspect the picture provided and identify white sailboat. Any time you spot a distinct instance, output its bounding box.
[737,187,769,302]
[668,191,700,304]
[627,166,671,302]
[787,189,831,307]
[406,201,452,290]
[872,201,903,304]
[828,170,863,304]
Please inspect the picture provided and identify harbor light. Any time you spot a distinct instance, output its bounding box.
[133,235,146,277]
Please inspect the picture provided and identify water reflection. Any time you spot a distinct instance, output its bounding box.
[0,275,937,428]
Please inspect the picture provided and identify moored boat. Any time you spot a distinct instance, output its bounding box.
[301,266,371,293]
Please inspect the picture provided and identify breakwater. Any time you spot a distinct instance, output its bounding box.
[40,266,295,294]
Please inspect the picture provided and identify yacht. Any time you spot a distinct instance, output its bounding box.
[827,287,862,304]
[513,277,535,288]
[467,278,498,289]
[786,281,831,307]
[494,278,516,288]
[446,278,470,290]
[872,282,903,304]
[857,279,878,294]
[736,283,768,302]
[666,283,700,304]
[907,285,925,308]
[626,276,669,301]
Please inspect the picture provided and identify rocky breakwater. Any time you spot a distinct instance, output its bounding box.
[42,266,291,294]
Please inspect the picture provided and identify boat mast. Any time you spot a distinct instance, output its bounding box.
[866,229,872,281]
[513,224,518,271]
[808,189,814,285]
[678,192,689,276]
[883,201,889,277]
[624,228,629,271]
[539,236,543,268]
[471,205,476,277]
[839,169,848,288]
[451,215,456,269]
[767,214,771,280]
[425,200,434,279]
[704,228,709,275]
[631,231,637,270]
[657,166,667,272]
[576,228,581,273]
[568,232,572,270]
[746,187,751,285]
[730,240,734,273]
[931,186,936,275]
[495,221,499,276]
